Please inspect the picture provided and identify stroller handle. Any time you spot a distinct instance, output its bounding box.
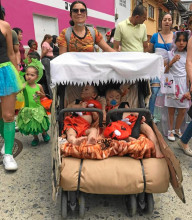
[106,108,152,126]
[58,108,103,127]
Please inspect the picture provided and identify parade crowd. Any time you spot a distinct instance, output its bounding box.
[0,0,192,172]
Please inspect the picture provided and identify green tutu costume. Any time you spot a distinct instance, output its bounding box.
[17,83,50,135]
[17,59,50,135]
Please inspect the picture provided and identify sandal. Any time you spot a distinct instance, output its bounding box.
[31,139,39,146]
[177,140,192,156]
[174,129,182,138]
[167,130,175,141]
[42,133,50,143]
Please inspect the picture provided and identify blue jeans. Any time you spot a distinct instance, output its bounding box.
[149,87,160,115]
[181,121,192,144]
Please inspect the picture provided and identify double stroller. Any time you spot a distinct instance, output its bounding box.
[50,52,185,218]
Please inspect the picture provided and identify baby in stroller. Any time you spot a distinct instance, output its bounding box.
[104,88,164,158]
[62,85,102,145]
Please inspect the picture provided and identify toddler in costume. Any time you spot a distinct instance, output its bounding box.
[62,85,102,145]
[104,88,164,158]
[17,59,50,146]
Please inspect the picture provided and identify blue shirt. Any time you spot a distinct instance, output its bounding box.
[150,33,172,51]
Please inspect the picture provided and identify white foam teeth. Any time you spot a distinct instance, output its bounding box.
[114,130,121,136]
[75,112,83,116]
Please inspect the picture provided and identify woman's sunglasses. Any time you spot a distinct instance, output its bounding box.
[71,8,87,14]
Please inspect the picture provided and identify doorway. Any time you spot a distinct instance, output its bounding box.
[33,14,59,54]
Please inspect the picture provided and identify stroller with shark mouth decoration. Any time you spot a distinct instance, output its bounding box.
[50,52,185,219]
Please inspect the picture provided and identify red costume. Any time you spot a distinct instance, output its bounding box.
[104,115,137,140]
[63,115,90,137]
[63,99,102,137]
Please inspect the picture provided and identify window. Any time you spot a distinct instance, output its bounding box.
[158,9,163,30]
[119,0,126,8]
[148,4,154,19]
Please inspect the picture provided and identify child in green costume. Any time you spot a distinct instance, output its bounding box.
[17,59,50,146]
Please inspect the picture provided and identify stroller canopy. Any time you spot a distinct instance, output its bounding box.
[50,52,164,85]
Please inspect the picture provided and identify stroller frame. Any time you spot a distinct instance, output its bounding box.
[50,52,185,219]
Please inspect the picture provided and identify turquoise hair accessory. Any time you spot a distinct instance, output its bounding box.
[26,58,44,82]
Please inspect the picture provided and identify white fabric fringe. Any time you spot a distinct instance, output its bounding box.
[50,52,164,86]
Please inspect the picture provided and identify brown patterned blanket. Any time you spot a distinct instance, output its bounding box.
[60,134,156,160]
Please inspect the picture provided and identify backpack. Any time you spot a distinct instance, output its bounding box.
[65,26,96,51]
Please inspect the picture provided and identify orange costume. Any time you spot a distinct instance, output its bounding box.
[63,99,102,137]
[104,115,138,140]
[57,27,103,52]
[63,115,90,137]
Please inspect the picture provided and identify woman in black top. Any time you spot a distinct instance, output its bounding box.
[50,35,59,57]
[0,5,23,171]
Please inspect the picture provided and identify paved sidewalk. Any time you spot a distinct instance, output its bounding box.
[0,129,192,220]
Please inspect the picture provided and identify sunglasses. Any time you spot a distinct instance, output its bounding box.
[71,8,86,14]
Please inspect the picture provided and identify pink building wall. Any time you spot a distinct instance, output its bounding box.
[2,0,115,45]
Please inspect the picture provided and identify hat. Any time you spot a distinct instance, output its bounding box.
[26,58,44,82]
[106,31,111,36]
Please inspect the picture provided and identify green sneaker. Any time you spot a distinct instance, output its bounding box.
[42,133,50,143]
[31,139,39,146]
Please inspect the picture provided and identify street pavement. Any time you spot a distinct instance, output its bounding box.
[0,123,192,220]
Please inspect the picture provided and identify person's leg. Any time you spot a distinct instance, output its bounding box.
[0,103,5,154]
[42,130,50,143]
[149,86,160,116]
[66,128,87,145]
[180,121,192,145]
[1,94,16,154]
[178,121,192,156]
[0,104,4,138]
[175,108,187,137]
[1,94,17,170]
[167,107,176,139]
[140,123,164,158]
[31,135,39,146]
[86,127,98,145]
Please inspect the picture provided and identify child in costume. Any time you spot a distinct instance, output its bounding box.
[164,31,191,141]
[17,59,50,146]
[15,52,41,110]
[62,85,102,145]
[104,88,164,158]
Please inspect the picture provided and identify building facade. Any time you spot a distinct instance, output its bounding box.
[130,0,183,39]
[115,0,131,25]
[2,0,115,49]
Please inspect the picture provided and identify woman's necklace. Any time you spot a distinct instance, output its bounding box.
[72,26,87,39]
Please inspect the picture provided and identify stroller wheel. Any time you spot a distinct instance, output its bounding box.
[125,194,137,217]
[79,192,85,218]
[69,191,77,211]
[61,190,68,218]
[143,193,154,215]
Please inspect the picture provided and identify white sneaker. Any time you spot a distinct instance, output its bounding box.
[3,154,18,171]
[1,144,5,155]
[168,130,175,141]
